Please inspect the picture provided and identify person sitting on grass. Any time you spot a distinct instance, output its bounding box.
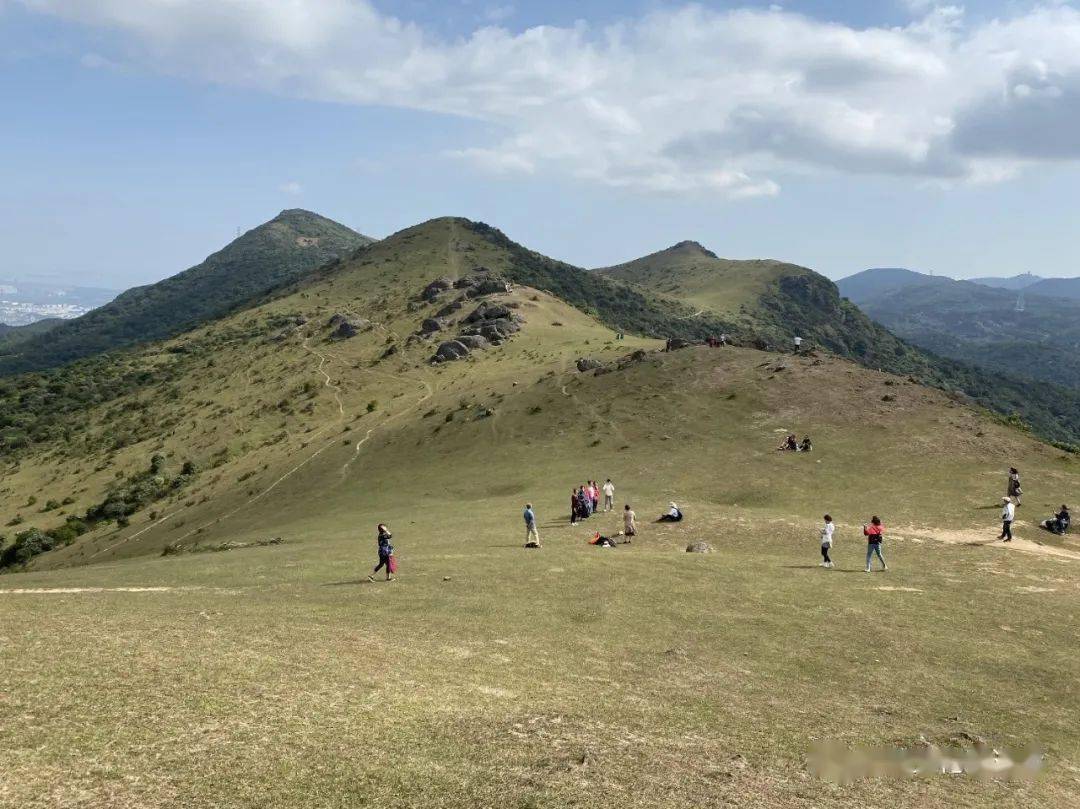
[659,502,684,523]
[777,433,797,451]
[1041,505,1071,536]
[862,516,887,572]
[368,523,395,582]
[800,436,813,453]
[589,531,617,547]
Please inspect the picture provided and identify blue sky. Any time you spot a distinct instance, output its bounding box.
[2,0,1080,289]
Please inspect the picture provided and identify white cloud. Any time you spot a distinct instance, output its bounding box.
[279,181,303,195]
[17,1,1080,196]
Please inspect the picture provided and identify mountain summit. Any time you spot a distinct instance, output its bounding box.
[0,210,372,376]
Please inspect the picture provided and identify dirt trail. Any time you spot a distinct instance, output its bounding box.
[900,525,1080,562]
[341,371,434,475]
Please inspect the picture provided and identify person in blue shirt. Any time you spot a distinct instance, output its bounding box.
[524,503,540,547]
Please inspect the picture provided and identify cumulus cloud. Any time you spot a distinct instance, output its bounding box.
[279,181,303,195]
[16,0,1080,196]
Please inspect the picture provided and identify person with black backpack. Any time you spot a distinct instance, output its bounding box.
[368,523,396,582]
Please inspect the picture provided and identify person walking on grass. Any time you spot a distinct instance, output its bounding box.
[524,503,540,547]
[623,504,637,542]
[603,479,615,512]
[1007,467,1022,506]
[368,523,395,582]
[820,514,835,568]
[863,516,887,572]
[1000,497,1016,542]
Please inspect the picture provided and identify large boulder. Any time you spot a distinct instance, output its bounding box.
[420,317,448,334]
[466,277,512,298]
[465,302,513,324]
[434,297,466,318]
[433,340,471,363]
[478,319,520,343]
[420,277,454,301]
[457,334,489,351]
[330,317,369,339]
[576,357,604,373]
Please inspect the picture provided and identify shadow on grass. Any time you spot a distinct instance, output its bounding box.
[323,579,372,587]
[782,565,864,574]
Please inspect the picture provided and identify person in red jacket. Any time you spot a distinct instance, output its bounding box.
[863,516,887,573]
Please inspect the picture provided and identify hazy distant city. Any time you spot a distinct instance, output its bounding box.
[0,281,117,326]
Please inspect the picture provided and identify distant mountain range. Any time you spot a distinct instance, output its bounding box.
[838,267,1080,389]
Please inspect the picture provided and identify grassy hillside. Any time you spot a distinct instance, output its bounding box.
[3,322,1080,807]
[0,317,62,347]
[3,216,1080,806]
[598,243,1080,447]
[0,210,372,376]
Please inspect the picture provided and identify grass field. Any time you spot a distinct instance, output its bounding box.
[3,220,1080,807]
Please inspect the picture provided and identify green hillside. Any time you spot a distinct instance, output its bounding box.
[0,317,62,348]
[2,214,1079,805]
[0,210,372,376]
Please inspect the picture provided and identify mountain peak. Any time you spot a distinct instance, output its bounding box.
[667,240,718,259]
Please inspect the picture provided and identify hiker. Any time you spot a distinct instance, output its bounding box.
[589,481,600,513]
[719,334,728,347]
[1007,468,1022,506]
[999,497,1016,542]
[862,516,887,572]
[793,336,803,354]
[368,523,395,582]
[524,503,540,547]
[570,489,581,525]
[577,486,592,518]
[777,434,797,452]
[1041,505,1071,536]
[659,502,684,523]
[603,478,615,511]
[800,436,813,453]
[819,514,835,568]
[623,504,637,541]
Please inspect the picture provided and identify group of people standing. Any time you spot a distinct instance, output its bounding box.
[571,479,616,524]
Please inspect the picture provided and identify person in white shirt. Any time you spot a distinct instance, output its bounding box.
[999,497,1016,542]
[602,479,615,511]
[820,514,835,568]
[623,504,636,541]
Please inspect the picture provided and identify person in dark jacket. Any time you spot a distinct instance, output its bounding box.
[1007,467,1022,506]
[368,523,395,582]
[1042,505,1071,535]
[863,516,887,572]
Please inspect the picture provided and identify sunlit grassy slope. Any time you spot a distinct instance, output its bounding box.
[596,240,814,321]
[2,218,1080,808]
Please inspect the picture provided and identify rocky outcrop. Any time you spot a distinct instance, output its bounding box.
[576,357,604,373]
[420,277,454,302]
[434,297,466,318]
[328,314,369,339]
[456,334,489,351]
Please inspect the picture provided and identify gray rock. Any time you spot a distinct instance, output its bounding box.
[434,297,466,318]
[466,277,512,298]
[332,318,369,339]
[686,541,714,553]
[421,317,447,334]
[576,357,604,373]
[457,334,489,351]
[465,302,513,324]
[421,277,454,301]
[433,340,471,363]
[381,343,399,358]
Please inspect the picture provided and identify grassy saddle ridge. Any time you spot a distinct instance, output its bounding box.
[2,214,1079,572]
[0,209,372,377]
[2,347,1080,807]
